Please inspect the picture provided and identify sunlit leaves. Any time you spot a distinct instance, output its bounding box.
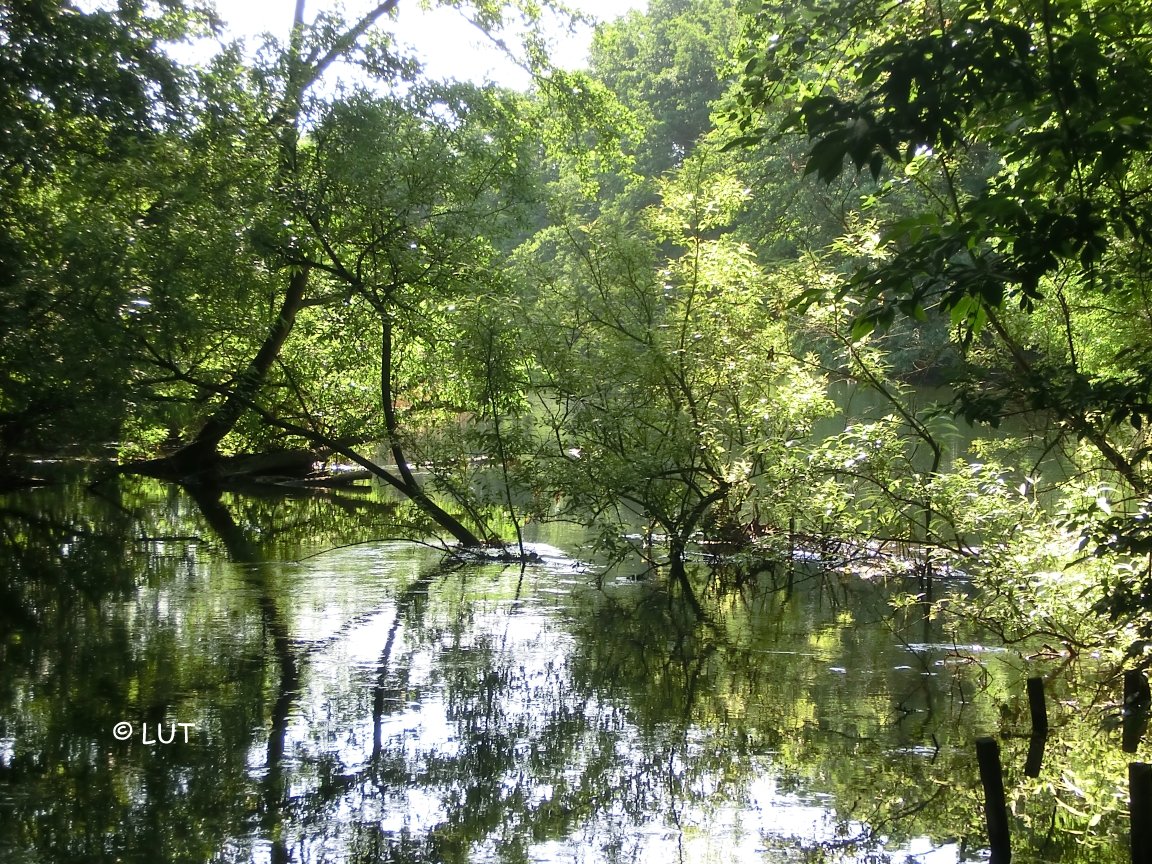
[516,142,828,562]
[731,0,1152,322]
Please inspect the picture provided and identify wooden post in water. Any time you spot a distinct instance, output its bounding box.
[1026,677,1048,736]
[1024,677,1048,777]
[976,737,1011,863]
[1125,670,1151,754]
[786,514,796,597]
[1131,762,1152,864]
[1024,733,1046,778]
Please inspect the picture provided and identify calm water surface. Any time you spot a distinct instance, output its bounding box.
[0,475,1132,862]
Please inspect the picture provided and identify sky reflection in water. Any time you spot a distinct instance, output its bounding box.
[226,538,965,863]
[0,481,1106,863]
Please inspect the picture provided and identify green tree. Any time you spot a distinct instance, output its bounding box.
[245,84,539,548]
[729,0,1152,646]
[517,146,828,601]
[143,0,412,476]
[589,0,740,176]
[110,0,625,552]
[0,0,210,459]
[732,0,1152,482]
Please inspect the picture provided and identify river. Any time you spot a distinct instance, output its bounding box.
[0,470,1134,862]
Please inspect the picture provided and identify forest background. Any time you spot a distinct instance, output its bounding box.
[5,0,1152,678]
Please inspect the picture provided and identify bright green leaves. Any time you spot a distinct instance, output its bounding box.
[720,0,1152,658]
[860,16,1035,151]
[648,152,749,239]
[733,2,1037,179]
[515,144,828,562]
[533,67,639,197]
[0,0,216,452]
[282,82,537,440]
[733,0,1152,447]
[733,0,1152,319]
[589,0,740,175]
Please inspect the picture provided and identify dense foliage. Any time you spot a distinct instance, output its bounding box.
[727,0,1152,651]
[3,0,1151,629]
[9,0,1152,858]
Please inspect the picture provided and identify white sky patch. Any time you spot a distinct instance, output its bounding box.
[159,0,647,89]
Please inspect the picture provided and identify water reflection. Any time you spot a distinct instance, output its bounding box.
[0,479,1131,862]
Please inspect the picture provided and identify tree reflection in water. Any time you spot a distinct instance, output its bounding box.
[0,479,1134,862]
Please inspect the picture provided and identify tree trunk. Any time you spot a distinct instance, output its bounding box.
[134,0,403,478]
[122,0,492,549]
[147,266,311,478]
[378,315,488,547]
